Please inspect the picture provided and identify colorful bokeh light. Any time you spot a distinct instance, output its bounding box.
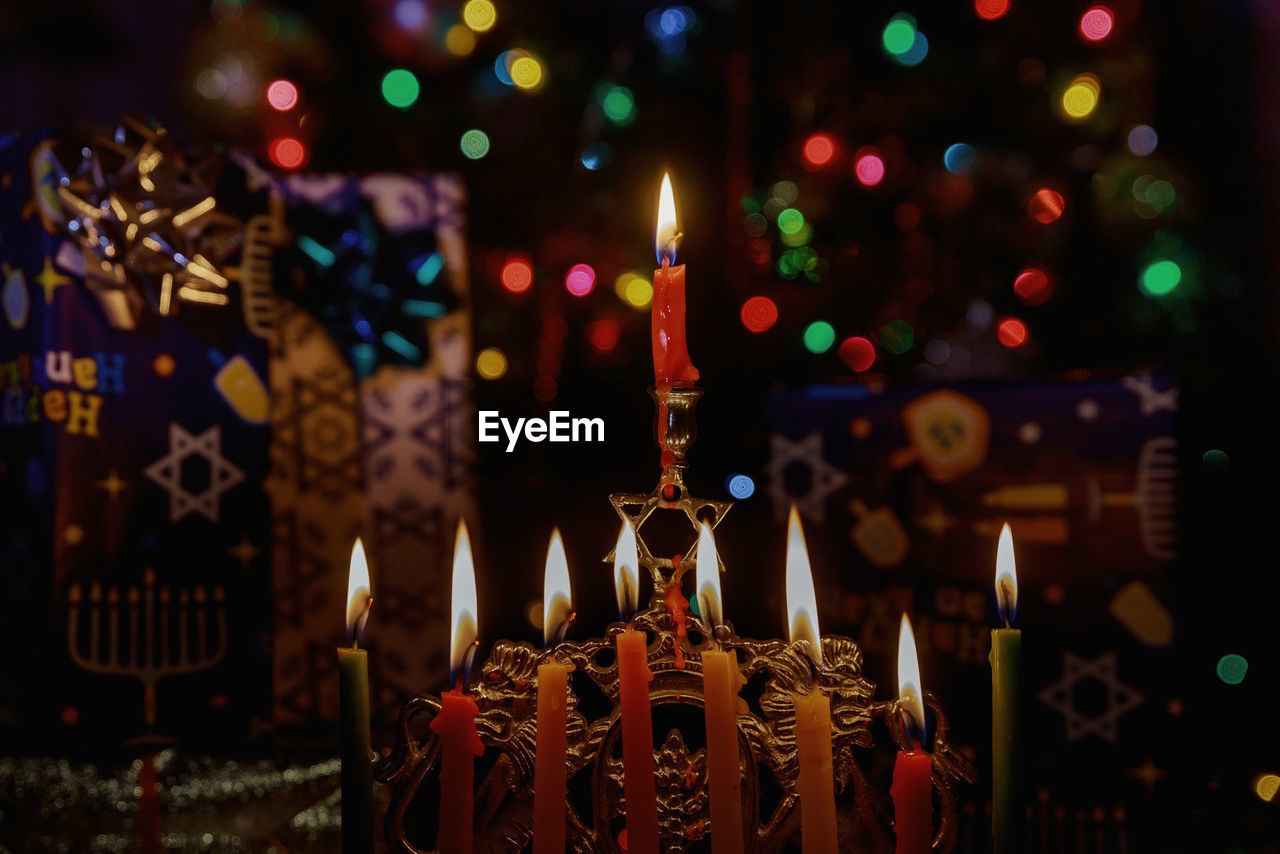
[943,143,977,175]
[882,15,917,55]
[1203,449,1229,472]
[974,0,1010,20]
[266,79,298,111]
[581,142,612,171]
[588,318,621,352]
[565,263,596,296]
[777,208,805,235]
[500,258,534,293]
[1139,260,1182,296]
[839,337,876,372]
[726,474,755,499]
[997,317,1028,348]
[462,0,497,32]
[896,31,929,66]
[803,133,837,168]
[475,347,508,380]
[1254,773,1280,803]
[1216,653,1248,685]
[601,85,636,124]
[445,24,477,56]
[740,296,778,333]
[393,0,429,32]
[879,319,914,354]
[615,272,653,308]
[1128,124,1158,156]
[1061,73,1101,120]
[1029,188,1065,223]
[855,149,885,186]
[460,129,490,160]
[803,321,836,354]
[381,68,420,108]
[268,137,307,169]
[1014,268,1052,305]
[510,55,544,90]
[1080,6,1114,41]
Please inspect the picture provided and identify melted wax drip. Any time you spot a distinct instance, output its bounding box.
[664,555,689,670]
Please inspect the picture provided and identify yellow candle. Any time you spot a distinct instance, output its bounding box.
[534,530,573,854]
[695,523,746,854]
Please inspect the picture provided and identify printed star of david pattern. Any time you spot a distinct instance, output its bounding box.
[144,424,245,523]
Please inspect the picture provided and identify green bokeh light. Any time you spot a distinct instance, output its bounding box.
[381,68,420,108]
[803,321,836,354]
[882,17,917,55]
[1139,260,1181,296]
[777,208,805,235]
[880,319,915,354]
[1217,653,1248,685]
[1203,449,1229,472]
[459,129,490,159]
[602,86,635,123]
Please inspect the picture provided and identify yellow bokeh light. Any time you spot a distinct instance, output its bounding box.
[445,24,477,56]
[462,0,497,32]
[475,347,508,380]
[616,272,653,309]
[510,56,544,90]
[1256,773,1280,802]
[1061,74,1100,120]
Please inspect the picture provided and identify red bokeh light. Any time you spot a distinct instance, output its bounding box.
[1080,6,1114,41]
[997,317,1029,347]
[894,202,922,231]
[1028,188,1064,224]
[746,237,772,266]
[854,148,885,186]
[266,79,299,111]
[803,133,837,168]
[500,258,534,293]
[588,318,621,352]
[839,337,876,372]
[1014,268,1053,305]
[268,137,307,170]
[974,0,1010,20]
[740,296,778,333]
[565,263,596,296]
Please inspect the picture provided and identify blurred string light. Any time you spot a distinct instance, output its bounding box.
[381,68,420,108]
[1028,188,1065,223]
[1079,6,1114,41]
[565,263,596,296]
[726,474,755,499]
[923,339,950,364]
[581,141,613,170]
[265,79,298,111]
[1061,73,1101,120]
[1014,268,1053,305]
[803,321,836,354]
[614,271,653,308]
[588,318,620,352]
[778,247,819,281]
[462,0,497,32]
[393,0,429,32]
[1132,175,1176,218]
[645,5,696,53]
[839,336,876,372]
[855,148,885,186]
[597,84,636,125]
[510,54,545,91]
[943,143,976,175]
[445,25,477,56]
[500,257,534,293]
[974,0,1010,20]
[882,14,928,66]
[803,133,837,169]
[740,296,778,332]
[997,317,1028,348]
[1216,653,1248,685]
[879,319,914,354]
[460,129,490,159]
[1254,773,1280,803]
[777,208,805,235]
[1127,124,1158,156]
[1139,260,1181,296]
[268,137,307,169]
[476,347,508,379]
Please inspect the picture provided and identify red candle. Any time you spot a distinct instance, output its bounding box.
[652,173,699,388]
[892,615,933,854]
[614,520,660,854]
[431,520,483,854]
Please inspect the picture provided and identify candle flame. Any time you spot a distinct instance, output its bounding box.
[785,505,822,667]
[995,522,1018,624]
[449,519,479,686]
[345,538,372,644]
[614,519,641,621]
[655,172,679,265]
[543,528,573,647]
[695,522,723,632]
[897,614,927,745]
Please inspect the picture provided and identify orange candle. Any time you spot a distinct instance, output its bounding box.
[785,506,838,854]
[614,520,659,854]
[431,521,483,854]
[652,173,699,387]
[534,530,573,854]
[892,615,932,854]
[695,523,746,854]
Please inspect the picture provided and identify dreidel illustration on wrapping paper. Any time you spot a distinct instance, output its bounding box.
[849,499,910,567]
[890,390,991,482]
[209,350,270,425]
[67,568,227,726]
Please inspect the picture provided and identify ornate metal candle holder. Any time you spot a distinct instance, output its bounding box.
[377,386,974,852]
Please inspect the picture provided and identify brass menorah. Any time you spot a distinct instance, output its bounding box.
[67,567,228,725]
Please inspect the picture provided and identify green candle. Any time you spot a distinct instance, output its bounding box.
[990,524,1020,854]
[341,539,375,854]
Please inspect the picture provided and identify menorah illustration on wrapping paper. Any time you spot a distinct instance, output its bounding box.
[67,568,227,726]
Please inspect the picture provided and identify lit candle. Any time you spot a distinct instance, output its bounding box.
[990,523,1021,854]
[694,522,746,854]
[430,520,484,854]
[785,506,838,854]
[338,538,374,854]
[534,529,573,854]
[614,520,660,854]
[892,615,932,854]
[652,173,699,388]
